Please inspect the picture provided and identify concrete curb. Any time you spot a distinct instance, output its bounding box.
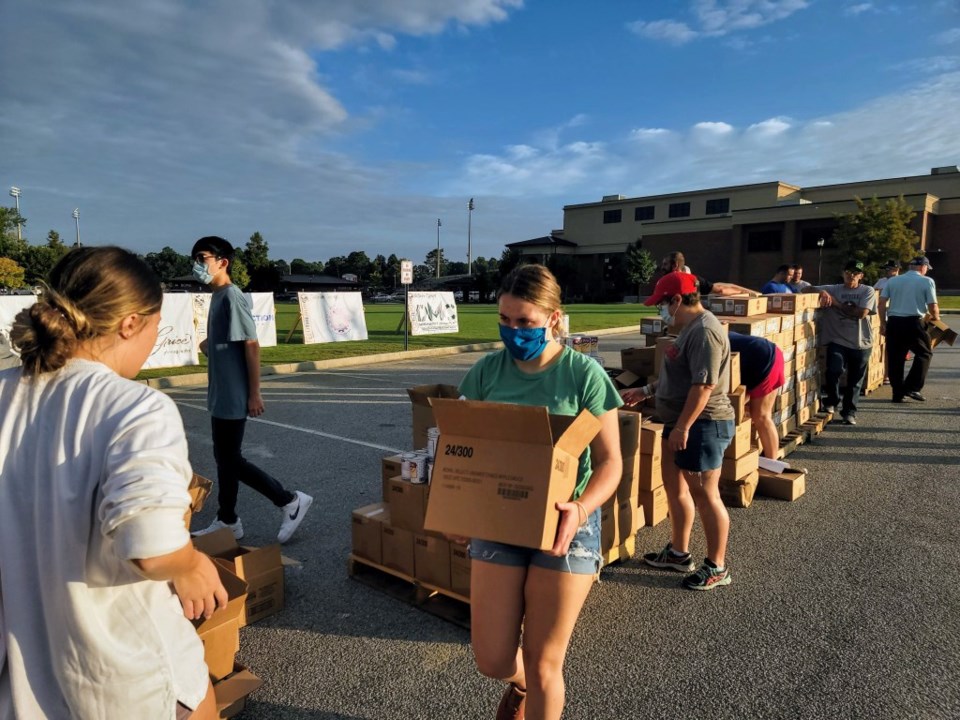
[143,325,641,389]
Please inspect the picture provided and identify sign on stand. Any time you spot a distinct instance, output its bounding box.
[408,292,459,336]
[400,260,413,351]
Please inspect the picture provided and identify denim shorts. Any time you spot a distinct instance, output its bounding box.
[468,508,602,575]
[666,418,734,472]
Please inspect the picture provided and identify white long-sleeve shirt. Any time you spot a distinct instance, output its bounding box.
[0,359,207,719]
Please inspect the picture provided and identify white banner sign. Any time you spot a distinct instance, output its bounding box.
[298,292,368,344]
[0,296,38,370]
[408,291,459,336]
[142,293,199,369]
[192,292,277,349]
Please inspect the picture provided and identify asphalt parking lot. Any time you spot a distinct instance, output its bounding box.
[167,331,960,720]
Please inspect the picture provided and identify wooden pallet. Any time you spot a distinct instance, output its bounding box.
[347,554,471,629]
[601,536,636,568]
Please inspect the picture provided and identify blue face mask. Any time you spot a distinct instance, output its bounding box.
[192,260,213,285]
[499,324,550,361]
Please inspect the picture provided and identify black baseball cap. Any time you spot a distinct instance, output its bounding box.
[880,259,899,270]
[909,256,932,269]
[843,260,865,273]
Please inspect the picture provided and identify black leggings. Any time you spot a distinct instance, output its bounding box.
[212,416,295,523]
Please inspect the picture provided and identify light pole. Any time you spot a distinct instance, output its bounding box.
[817,237,825,284]
[73,208,81,247]
[436,217,441,279]
[9,187,22,244]
[467,198,474,276]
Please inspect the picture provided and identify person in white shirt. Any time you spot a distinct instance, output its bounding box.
[0,246,226,720]
[873,260,900,385]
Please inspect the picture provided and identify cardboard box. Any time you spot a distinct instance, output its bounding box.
[774,390,795,412]
[796,404,812,426]
[193,529,284,627]
[776,416,797,439]
[386,477,429,533]
[654,336,676,376]
[414,532,451,589]
[407,384,462,449]
[926,317,958,348]
[424,399,601,550]
[639,485,668,526]
[794,320,817,342]
[614,369,645,389]
[640,317,668,336]
[184,473,213,531]
[723,420,753,459]
[757,467,806,500]
[725,317,766,337]
[620,346,657,377]
[449,542,471,598]
[214,665,263,719]
[618,410,642,456]
[640,421,664,460]
[600,497,617,551]
[719,470,759,508]
[708,295,768,317]
[622,452,662,493]
[728,352,741,392]
[767,292,820,313]
[381,455,403,499]
[720,447,760,481]
[778,314,796,333]
[617,499,644,545]
[728,385,747,424]
[194,562,248,681]
[381,523,415,577]
[351,502,389,564]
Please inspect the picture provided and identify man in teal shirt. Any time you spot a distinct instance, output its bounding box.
[878,256,939,402]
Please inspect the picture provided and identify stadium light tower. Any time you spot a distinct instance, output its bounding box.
[9,187,22,243]
[73,208,81,247]
[467,198,474,275]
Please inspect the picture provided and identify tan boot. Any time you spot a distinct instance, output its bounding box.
[496,683,526,720]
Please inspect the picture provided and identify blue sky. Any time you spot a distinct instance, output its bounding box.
[1,0,959,268]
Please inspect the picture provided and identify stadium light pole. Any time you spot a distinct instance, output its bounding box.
[436,217,441,279]
[467,198,474,276]
[9,187,22,243]
[73,208,81,247]
[817,237,825,284]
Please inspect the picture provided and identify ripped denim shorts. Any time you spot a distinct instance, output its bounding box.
[468,507,602,575]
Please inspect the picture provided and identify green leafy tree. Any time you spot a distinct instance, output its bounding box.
[230,256,250,290]
[21,244,63,284]
[0,207,27,259]
[0,257,26,288]
[325,255,347,277]
[243,231,271,271]
[271,259,290,277]
[385,254,401,288]
[144,246,192,282]
[345,251,372,280]
[625,241,657,298]
[833,196,920,281]
[47,230,66,251]
[424,248,447,277]
[497,248,522,281]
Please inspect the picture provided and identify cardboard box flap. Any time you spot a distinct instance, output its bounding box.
[551,409,602,458]
[192,561,248,633]
[193,528,238,558]
[408,384,461,407]
[430,398,553,445]
[215,666,263,710]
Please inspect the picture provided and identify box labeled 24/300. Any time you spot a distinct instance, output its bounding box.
[424,399,601,550]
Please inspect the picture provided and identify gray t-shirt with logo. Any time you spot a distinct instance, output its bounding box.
[655,311,734,426]
[816,283,876,350]
[207,284,258,419]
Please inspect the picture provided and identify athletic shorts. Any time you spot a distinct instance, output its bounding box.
[748,346,785,400]
[666,418,734,473]
[468,508,601,575]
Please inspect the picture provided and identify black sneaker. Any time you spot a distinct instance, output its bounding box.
[907,391,926,402]
[682,560,732,591]
[842,413,857,425]
[643,543,696,573]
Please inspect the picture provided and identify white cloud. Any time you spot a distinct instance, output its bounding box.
[629,0,809,44]
[747,117,792,137]
[630,128,673,140]
[844,3,874,16]
[936,28,960,45]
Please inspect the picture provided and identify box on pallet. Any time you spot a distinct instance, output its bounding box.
[407,384,461,449]
[193,562,248,681]
[381,523,415,576]
[414,532,451,589]
[725,317,766,337]
[720,447,760,481]
[449,542,471,598]
[601,497,644,550]
[618,411,642,456]
[719,470,759,508]
[639,485,668,526]
[424,399,601,550]
[352,502,389,564]
[622,452,662,493]
[708,295,768,317]
[723,421,752,459]
[194,529,284,626]
[386,477,429,532]
[728,386,747,424]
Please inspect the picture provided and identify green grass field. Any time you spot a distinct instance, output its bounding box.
[136,302,656,380]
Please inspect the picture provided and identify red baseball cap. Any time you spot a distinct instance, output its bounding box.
[645,271,698,306]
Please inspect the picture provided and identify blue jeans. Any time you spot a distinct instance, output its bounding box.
[665,418,734,472]
[468,508,602,575]
[824,343,872,416]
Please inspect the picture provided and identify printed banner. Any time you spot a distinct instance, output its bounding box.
[142,293,199,369]
[0,295,38,370]
[192,292,277,349]
[408,292,459,336]
[299,291,368,344]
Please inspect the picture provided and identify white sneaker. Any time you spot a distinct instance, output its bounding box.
[278,491,313,543]
[192,517,244,541]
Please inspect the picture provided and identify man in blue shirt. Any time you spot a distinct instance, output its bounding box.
[878,256,940,403]
[760,265,795,295]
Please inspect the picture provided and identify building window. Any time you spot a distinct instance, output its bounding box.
[668,202,691,218]
[747,230,782,252]
[705,198,730,215]
[603,209,622,224]
[634,205,655,221]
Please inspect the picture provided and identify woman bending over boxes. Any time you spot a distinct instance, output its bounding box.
[457,264,623,720]
[0,247,226,719]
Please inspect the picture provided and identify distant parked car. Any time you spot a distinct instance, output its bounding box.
[275,292,299,302]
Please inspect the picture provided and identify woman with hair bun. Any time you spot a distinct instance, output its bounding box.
[458,264,623,720]
[0,246,226,719]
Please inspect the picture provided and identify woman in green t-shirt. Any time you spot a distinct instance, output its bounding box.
[458,264,623,720]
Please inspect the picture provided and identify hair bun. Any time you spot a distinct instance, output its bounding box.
[10,301,81,376]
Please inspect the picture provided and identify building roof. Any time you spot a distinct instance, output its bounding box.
[282,274,360,286]
[506,235,578,249]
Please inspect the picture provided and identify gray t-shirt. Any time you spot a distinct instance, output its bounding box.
[655,311,734,425]
[816,283,876,350]
[207,284,258,419]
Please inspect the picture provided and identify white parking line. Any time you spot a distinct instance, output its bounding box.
[174,401,403,453]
